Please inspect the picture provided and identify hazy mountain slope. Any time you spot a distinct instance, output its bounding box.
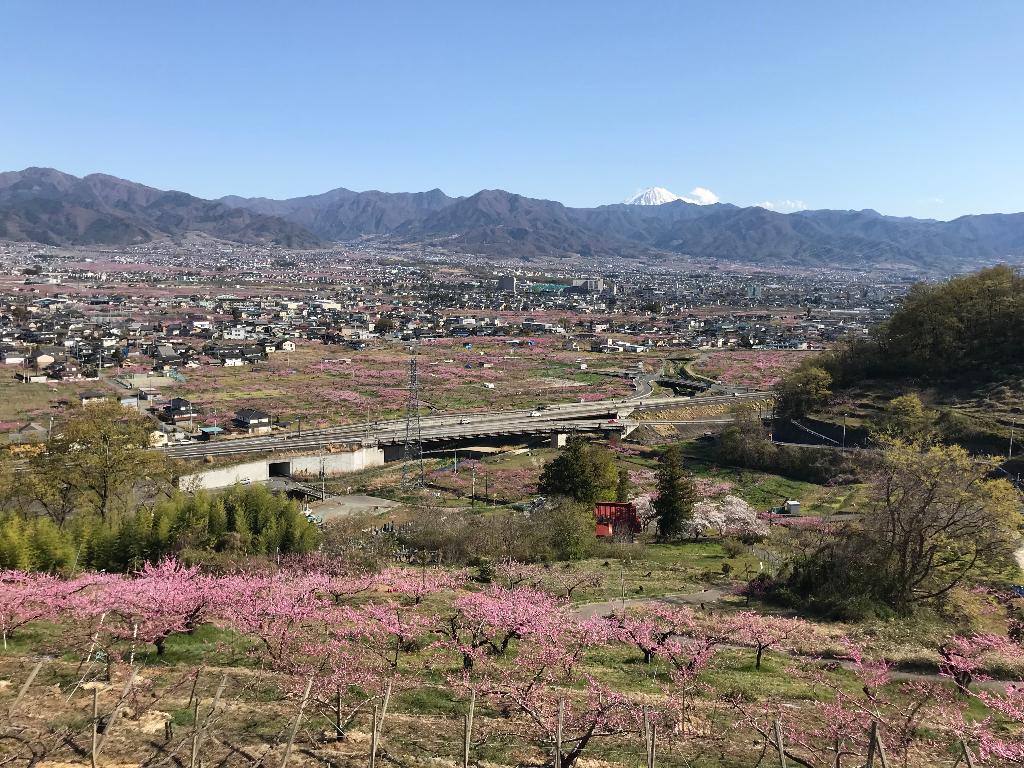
[0,168,322,247]
[221,188,455,240]
[399,190,650,259]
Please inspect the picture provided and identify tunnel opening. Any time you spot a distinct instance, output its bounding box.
[268,460,292,478]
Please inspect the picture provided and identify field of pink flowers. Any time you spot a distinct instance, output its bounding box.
[691,349,810,389]
[165,339,637,427]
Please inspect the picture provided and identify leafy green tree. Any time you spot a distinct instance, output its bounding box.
[813,266,1024,388]
[538,438,617,504]
[615,468,633,503]
[0,516,32,570]
[774,366,832,419]
[527,499,596,561]
[864,443,1022,611]
[717,405,775,468]
[0,484,320,573]
[784,443,1023,616]
[653,445,697,541]
[871,393,935,442]
[30,402,171,522]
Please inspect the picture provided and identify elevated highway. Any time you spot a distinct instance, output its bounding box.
[162,392,771,462]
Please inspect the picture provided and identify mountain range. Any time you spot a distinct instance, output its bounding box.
[0,168,318,249]
[3,168,1024,269]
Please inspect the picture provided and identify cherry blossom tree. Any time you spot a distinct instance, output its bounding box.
[971,686,1024,763]
[0,570,92,648]
[731,641,953,768]
[492,560,601,600]
[727,611,812,670]
[938,633,1022,694]
[471,617,640,768]
[374,566,465,605]
[689,495,768,539]
[613,604,702,665]
[438,584,564,670]
[217,571,328,663]
[97,558,220,655]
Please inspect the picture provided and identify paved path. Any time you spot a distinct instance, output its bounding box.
[572,586,728,619]
[309,494,400,520]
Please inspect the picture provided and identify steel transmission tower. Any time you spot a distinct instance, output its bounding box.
[402,353,425,488]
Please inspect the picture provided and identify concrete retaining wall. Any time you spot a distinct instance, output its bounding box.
[179,459,270,490]
[178,446,385,491]
[289,447,385,477]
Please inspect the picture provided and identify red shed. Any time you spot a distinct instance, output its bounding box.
[594,501,640,541]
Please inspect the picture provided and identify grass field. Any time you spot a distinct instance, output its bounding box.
[0,371,119,430]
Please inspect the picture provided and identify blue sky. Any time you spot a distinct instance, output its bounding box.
[2,1,1022,218]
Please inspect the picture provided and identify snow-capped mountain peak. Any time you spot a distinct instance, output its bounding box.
[624,186,720,206]
[624,187,683,205]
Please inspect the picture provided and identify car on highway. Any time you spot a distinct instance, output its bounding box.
[528,411,542,417]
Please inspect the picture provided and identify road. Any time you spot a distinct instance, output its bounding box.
[573,586,729,619]
[161,392,770,460]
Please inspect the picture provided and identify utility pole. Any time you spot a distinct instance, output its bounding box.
[1010,419,1017,461]
[842,413,847,449]
[402,351,424,489]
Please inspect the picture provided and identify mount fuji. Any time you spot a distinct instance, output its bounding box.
[624,186,720,206]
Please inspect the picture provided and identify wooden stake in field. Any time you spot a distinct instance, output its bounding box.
[369,704,379,768]
[554,698,564,768]
[958,739,976,768]
[865,721,890,768]
[280,676,313,768]
[90,687,99,768]
[773,719,787,768]
[369,680,393,768]
[336,686,343,735]
[8,658,44,719]
[95,666,137,759]
[191,673,228,768]
[464,692,479,768]
[463,688,476,768]
[642,705,656,768]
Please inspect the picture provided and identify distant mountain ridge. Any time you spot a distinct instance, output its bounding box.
[0,168,321,248]
[224,186,1024,267]
[2,167,1024,268]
